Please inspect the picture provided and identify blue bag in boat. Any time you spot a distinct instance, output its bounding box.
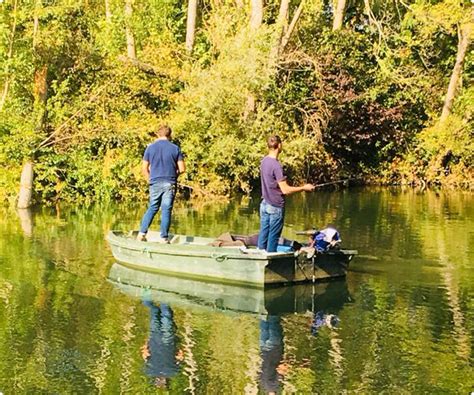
[276,245,293,252]
[312,227,341,252]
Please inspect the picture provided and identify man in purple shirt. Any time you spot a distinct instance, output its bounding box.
[257,135,315,252]
[137,125,185,242]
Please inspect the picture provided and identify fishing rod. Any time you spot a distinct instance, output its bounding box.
[311,178,355,189]
[295,178,355,236]
[179,178,355,197]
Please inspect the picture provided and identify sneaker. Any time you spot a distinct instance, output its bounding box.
[306,247,316,259]
[157,237,169,244]
[136,233,147,242]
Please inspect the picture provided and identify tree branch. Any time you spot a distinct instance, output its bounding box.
[37,83,109,149]
[279,0,305,53]
[117,55,166,77]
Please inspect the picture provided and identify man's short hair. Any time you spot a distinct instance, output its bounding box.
[267,135,282,149]
[157,124,172,138]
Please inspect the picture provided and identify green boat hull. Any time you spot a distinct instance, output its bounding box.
[106,230,357,286]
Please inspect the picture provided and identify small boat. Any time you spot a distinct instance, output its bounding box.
[108,262,352,316]
[106,230,357,287]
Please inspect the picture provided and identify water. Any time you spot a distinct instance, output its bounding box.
[0,187,473,393]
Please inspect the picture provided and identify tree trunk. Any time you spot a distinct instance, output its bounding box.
[270,0,290,58]
[19,65,48,209]
[18,1,47,209]
[277,0,290,32]
[18,162,34,209]
[332,0,346,31]
[280,0,305,53]
[33,65,48,130]
[33,0,41,48]
[245,0,264,117]
[186,0,198,53]
[440,19,472,122]
[124,0,136,59]
[105,0,112,23]
[244,95,256,119]
[250,0,263,30]
[0,0,19,111]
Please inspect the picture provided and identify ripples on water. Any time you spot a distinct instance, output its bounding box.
[0,188,473,393]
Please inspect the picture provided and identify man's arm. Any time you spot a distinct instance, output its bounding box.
[278,180,315,195]
[142,160,150,179]
[177,160,185,175]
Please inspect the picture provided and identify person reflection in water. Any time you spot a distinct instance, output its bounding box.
[141,299,184,388]
[259,315,286,395]
[310,311,340,336]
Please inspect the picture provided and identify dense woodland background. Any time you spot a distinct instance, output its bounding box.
[0,0,472,205]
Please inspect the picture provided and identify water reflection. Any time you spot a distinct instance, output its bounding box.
[1,188,473,393]
[108,263,352,316]
[141,298,183,388]
[108,262,352,393]
[259,316,283,394]
[17,208,33,237]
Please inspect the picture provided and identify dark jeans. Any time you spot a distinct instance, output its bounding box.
[139,181,176,238]
[259,316,283,393]
[257,200,285,252]
[142,300,178,378]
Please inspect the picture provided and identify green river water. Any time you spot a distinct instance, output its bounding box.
[0,187,473,394]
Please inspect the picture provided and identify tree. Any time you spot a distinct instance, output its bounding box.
[18,1,48,209]
[332,0,346,30]
[124,0,136,59]
[0,0,18,111]
[440,6,473,122]
[250,0,263,30]
[279,0,305,53]
[186,0,198,53]
[105,0,112,24]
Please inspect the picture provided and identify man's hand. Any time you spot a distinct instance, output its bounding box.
[141,343,151,360]
[278,181,315,195]
[177,160,185,175]
[141,160,150,179]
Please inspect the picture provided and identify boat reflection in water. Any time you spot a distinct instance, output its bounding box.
[108,262,352,392]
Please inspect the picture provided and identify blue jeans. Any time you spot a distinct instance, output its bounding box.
[257,200,285,252]
[139,181,176,238]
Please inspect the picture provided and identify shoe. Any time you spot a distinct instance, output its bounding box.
[157,237,169,244]
[306,247,316,259]
[136,233,147,242]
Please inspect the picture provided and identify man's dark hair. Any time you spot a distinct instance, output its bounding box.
[157,124,172,138]
[267,135,282,149]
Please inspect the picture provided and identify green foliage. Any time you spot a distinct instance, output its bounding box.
[0,0,472,205]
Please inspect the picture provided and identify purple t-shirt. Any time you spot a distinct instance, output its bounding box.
[260,156,286,208]
[143,140,184,184]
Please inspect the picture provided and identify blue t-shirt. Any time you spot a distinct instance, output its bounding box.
[260,156,286,208]
[143,139,184,184]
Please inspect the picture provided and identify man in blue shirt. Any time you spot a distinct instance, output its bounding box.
[137,125,185,242]
[257,135,314,252]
